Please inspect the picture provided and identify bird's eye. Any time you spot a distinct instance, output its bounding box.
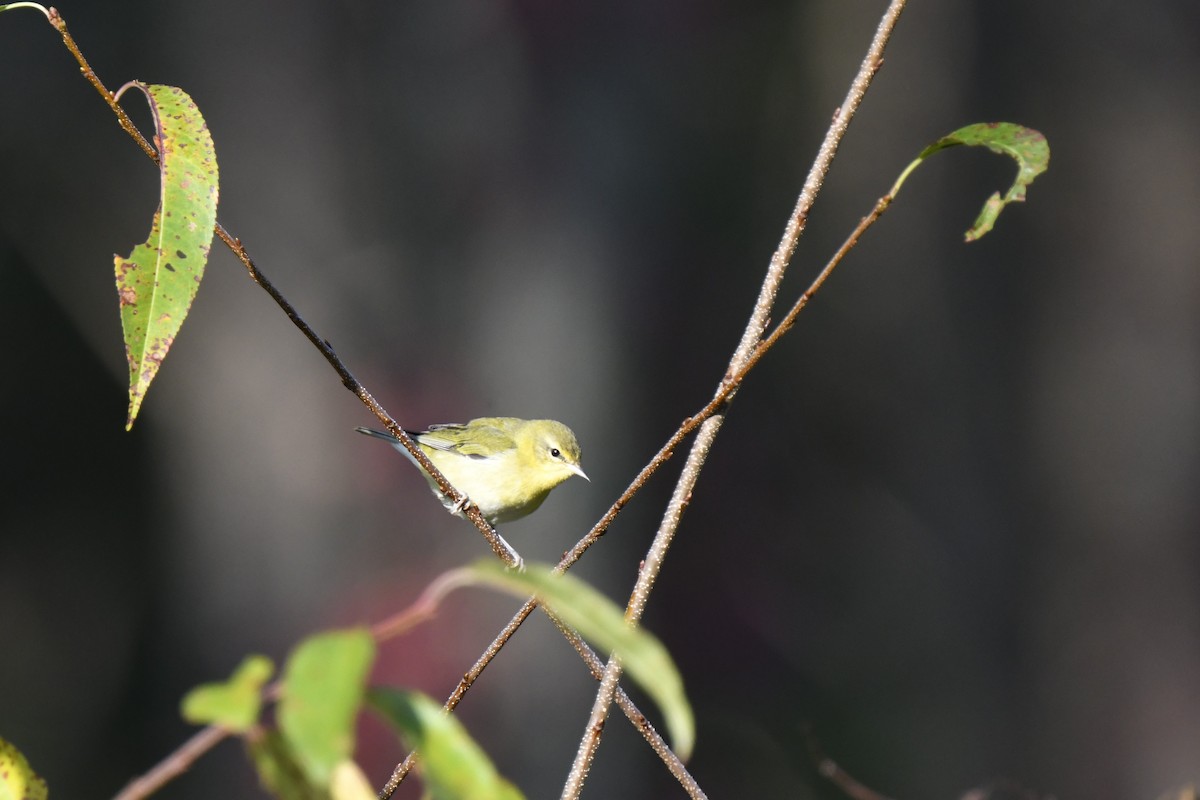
[550,447,562,459]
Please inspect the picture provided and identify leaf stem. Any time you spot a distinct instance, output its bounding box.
[0,2,51,17]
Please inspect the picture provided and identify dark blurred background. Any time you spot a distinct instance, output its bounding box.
[2,1,1198,798]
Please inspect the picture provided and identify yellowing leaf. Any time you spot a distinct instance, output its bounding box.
[114,82,218,429]
[0,736,47,800]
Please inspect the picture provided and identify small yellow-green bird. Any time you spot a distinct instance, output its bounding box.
[355,417,588,525]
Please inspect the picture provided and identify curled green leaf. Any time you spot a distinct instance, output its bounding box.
[891,122,1049,241]
[181,654,273,732]
[368,689,525,800]
[113,82,219,429]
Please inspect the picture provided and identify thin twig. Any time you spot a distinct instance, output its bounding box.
[546,613,709,800]
[213,227,523,568]
[47,7,159,163]
[369,567,478,641]
[804,728,895,800]
[115,118,900,800]
[380,80,906,800]
[750,193,893,373]
[376,404,722,796]
[560,3,908,798]
[111,726,231,800]
[379,42,902,800]
[377,591,712,800]
[562,419,719,797]
[376,594,536,795]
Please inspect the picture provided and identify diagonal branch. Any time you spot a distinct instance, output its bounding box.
[32,6,905,799]
[35,9,696,796]
[112,166,902,800]
[43,6,520,568]
[561,2,909,797]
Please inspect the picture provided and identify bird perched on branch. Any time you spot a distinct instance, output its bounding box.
[356,417,588,525]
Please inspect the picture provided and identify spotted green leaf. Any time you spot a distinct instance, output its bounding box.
[891,122,1049,241]
[0,736,47,800]
[368,689,525,800]
[114,82,218,429]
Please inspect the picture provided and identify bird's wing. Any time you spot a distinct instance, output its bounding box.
[417,421,516,458]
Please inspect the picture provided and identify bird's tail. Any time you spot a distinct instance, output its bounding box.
[354,426,400,443]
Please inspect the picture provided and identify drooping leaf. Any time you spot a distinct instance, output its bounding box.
[277,629,375,786]
[368,689,524,800]
[0,736,47,800]
[181,654,273,732]
[113,82,218,429]
[457,561,695,761]
[890,122,1049,241]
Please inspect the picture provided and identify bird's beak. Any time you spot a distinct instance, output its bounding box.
[570,464,590,482]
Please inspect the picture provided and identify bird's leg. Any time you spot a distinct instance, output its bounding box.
[495,530,525,572]
[444,494,524,570]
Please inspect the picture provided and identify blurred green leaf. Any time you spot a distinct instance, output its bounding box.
[0,736,47,800]
[277,629,375,786]
[891,122,1049,241]
[181,654,273,732]
[460,561,695,761]
[113,82,218,429]
[247,730,326,800]
[368,689,524,800]
[328,760,376,800]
